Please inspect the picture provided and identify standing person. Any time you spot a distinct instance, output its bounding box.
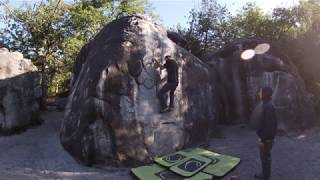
[255,87,277,180]
[156,55,179,113]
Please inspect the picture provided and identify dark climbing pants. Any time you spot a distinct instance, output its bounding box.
[157,82,177,109]
[259,139,273,180]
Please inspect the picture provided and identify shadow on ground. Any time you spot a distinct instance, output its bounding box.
[0,111,319,180]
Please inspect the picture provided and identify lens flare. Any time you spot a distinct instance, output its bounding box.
[255,43,270,55]
[241,49,255,60]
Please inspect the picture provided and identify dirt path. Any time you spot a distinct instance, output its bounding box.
[0,111,319,180]
[210,125,320,180]
[0,111,131,180]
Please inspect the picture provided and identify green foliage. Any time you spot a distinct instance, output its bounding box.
[1,0,154,96]
[279,0,320,98]
[229,3,270,38]
[177,0,305,57]
[179,0,320,115]
[177,0,232,57]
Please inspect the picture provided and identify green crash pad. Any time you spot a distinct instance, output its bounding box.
[131,164,213,180]
[170,155,212,177]
[131,164,164,180]
[132,148,240,179]
[154,151,190,167]
[187,148,241,177]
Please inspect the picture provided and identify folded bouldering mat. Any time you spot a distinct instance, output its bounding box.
[131,148,240,180]
[131,164,213,180]
[187,148,241,177]
[154,151,190,167]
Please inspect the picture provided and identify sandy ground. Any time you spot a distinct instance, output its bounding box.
[211,125,320,180]
[0,111,319,180]
[0,111,131,180]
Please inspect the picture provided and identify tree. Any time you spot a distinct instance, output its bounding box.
[0,0,154,100]
[1,0,68,109]
[178,0,320,113]
[278,0,320,98]
[57,0,154,95]
[178,1,303,58]
[176,0,232,58]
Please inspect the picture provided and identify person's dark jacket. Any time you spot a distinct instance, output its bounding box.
[164,59,178,84]
[256,101,277,141]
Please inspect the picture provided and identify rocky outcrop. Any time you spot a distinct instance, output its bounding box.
[209,38,316,130]
[60,16,217,166]
[0,48,41,130]
[167,31,189,50]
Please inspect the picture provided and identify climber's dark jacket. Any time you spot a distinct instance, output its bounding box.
[256,100,277,141]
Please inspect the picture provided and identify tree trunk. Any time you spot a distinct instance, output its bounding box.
[39,55,48,111]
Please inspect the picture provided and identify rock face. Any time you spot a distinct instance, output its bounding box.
[209,38,316,130]
[60,16,217,166]
[0,48,41,130]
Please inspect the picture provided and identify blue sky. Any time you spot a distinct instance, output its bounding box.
[151,0,300,28]
[0,0,300,29]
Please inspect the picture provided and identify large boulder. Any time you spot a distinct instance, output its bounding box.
[209,38,316,130]
[60,16,217,166]
[0,48,41,130]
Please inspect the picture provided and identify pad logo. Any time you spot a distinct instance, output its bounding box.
[177,158,206,172]
[155,170,183,179]
[163,154,187,163]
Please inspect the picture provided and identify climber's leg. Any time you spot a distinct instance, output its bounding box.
[157,83,176,112]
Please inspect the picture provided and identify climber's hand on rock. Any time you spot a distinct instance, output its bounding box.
[153,59,164,69]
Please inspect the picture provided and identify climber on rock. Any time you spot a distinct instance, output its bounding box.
[155,55,179,113]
